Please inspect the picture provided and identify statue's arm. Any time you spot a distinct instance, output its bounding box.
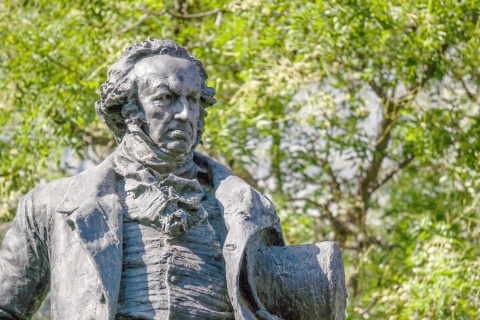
[0,191,50,319]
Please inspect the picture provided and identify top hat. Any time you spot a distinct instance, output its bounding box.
[246,241,347,320]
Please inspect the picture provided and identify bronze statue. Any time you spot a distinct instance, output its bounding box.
[0,39,346,320]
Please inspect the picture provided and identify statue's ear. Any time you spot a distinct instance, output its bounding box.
[121,100,140,119]
[122,96,147,135]
[122,85,144,120]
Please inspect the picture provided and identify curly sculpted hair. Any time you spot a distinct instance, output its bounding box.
[95,39,217,142]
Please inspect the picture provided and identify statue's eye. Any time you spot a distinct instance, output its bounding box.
[187,95,198,103]
[164,94,174,100]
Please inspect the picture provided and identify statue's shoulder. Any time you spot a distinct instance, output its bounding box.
[193,152,272,202]
[12,175,72,225]
[193,152,279,223]
[23,153,118,213]
[23,175,71,208]
[193,152,262,188]
[193,152,233,180]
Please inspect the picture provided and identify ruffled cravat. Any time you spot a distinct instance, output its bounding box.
[123,172,206,237]
[114,125,207,237]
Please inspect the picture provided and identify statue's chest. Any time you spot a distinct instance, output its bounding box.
[116,194,233,320]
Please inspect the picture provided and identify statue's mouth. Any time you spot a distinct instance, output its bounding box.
[169,129,191,142]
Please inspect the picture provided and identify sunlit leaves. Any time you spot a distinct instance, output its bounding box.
[0,0,479,318]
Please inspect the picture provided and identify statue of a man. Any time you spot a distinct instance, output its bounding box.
[0,39,346,320]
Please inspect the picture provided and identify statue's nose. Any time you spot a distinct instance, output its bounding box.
[174,96,190,121]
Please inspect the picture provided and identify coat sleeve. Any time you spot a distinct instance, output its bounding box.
[0,190,50,319]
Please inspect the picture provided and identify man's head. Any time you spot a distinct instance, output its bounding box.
[95,39,216,155]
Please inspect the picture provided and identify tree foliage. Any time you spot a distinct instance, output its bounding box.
[1,0,479,318]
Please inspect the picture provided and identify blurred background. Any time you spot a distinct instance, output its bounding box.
[0,0,479,318]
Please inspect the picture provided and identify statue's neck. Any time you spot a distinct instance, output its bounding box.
[114,125,195,178]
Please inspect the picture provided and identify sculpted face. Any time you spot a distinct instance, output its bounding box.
[135,54,202,156]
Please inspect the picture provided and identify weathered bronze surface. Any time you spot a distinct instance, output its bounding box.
[0,39,347,320]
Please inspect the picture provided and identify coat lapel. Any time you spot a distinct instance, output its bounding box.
[57,155,123,319]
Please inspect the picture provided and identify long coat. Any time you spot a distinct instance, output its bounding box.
[0,152,285,320]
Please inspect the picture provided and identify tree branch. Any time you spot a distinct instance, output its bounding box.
[404,44,446,98]
[139,8,168,16]
[44,55,74,73]
[308,139,342,197]
[363,54,441,206]
[369,79,395,107]
[289,196,361,238]
[369,79,386,100]
[289,196,325,209]
[369,155,415,193]
[168,8,222,19]
[116,13,150,34]
[459,76,477,101]
[214,10,223,28]
[320,158,341,195]
[117,8,171,34]
[358,297,379,316]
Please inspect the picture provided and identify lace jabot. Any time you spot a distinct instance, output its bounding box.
[114,125,207,237]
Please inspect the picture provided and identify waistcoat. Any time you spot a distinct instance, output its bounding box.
[115,178,234,319]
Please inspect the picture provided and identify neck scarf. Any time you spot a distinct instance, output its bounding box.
[114,124,206,237]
